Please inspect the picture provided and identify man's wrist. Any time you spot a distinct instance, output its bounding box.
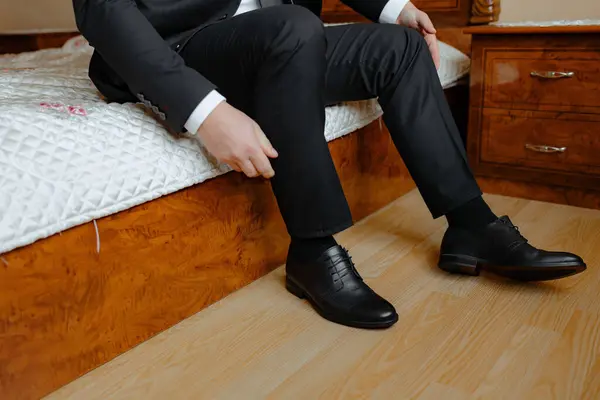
[379,0,411,24]
[184,90,226,134]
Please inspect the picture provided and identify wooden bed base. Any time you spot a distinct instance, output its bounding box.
[0,89,468,400]
[0,1,498,398]
[0,119,419,400]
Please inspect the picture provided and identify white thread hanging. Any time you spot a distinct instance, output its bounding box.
[93,220,100,254]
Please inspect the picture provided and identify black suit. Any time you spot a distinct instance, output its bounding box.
[73,0,482,238]
[73,0,389,131]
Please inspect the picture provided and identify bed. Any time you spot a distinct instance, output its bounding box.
[0,1,500,398]
[0,35,471,254]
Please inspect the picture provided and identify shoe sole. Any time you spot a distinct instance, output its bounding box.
[438,254,587,282]
[285,278,399,329]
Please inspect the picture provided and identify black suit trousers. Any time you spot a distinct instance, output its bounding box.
[179,5,482,238]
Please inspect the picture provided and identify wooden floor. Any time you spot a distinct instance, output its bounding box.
[46,190,600,400]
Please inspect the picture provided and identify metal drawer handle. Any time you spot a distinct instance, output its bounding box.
[530,71,575,79]
[525,144,567,153]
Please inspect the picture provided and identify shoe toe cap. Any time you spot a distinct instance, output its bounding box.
[539,251,586,268]
[351,298,398,324]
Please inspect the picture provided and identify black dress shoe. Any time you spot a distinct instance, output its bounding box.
[286,245,398,329]
[438,216,586,281]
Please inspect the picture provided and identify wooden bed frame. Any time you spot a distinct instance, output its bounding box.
[0,1,500,399]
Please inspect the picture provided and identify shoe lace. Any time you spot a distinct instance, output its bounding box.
[326,248,363,287]
[499,217,528,248]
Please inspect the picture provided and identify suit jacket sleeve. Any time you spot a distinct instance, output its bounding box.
[73,0,215,132]
[340,0,391,22]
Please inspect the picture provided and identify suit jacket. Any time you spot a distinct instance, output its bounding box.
[73,0,390,131]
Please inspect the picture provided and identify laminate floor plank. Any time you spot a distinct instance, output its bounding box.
[47,191,600,400]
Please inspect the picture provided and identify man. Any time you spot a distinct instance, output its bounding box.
[73,0,586,329]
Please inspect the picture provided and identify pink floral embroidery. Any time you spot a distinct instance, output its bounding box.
[40,102,88,117]
[40,102,65,112]
[68,105,87,116]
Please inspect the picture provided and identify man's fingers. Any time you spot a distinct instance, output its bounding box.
[425,34,441,70]
[432,38,441,69]
[419,13,436,34]
[415,11,440,70]
[254,124,278,159]
[228,161,242,173]
[250,153,275,179]
[252,123,276,178]
[239,159,259,178]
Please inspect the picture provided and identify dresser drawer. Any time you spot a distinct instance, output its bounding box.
[483,50,600,113]
[480,109,600,175]
[413,0,459,10]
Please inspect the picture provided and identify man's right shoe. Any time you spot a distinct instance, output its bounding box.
[286,245,398,329]
[438,216,586,281]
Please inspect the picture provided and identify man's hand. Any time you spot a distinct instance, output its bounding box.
[397,2,440,70]
[197,102,278,179]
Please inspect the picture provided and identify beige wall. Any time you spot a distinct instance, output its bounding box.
[0,0,76,33]
[499,0,600,22]
[1,0,600,33]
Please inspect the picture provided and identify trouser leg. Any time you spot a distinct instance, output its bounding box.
[180,6,352,238]
[322,23,482,217]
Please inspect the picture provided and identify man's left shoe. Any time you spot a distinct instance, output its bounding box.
[286,245,398,329]
[438,216,586,281]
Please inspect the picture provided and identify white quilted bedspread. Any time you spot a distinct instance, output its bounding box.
[0,35,469,254]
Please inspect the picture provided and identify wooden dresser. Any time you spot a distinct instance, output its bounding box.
[465,24,600,209]
[321,0,500,25]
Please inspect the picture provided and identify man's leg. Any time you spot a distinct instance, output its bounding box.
[181,7,350,239]
[322,23,585,281]
[323,23,482,218]
[179,6,398,329]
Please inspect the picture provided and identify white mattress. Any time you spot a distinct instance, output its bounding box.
[0,35,470,254]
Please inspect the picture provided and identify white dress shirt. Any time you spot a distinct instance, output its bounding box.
[184,0,409,133]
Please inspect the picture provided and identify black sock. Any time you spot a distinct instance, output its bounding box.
[445,196,497,230]
[289,235,338,262]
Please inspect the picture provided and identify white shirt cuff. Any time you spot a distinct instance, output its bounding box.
[379,0,410,24]
[184,90,226,134]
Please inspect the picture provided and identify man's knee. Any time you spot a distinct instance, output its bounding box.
[264,5,325,52]
[360,25,431,94]
[378,24,427,56]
